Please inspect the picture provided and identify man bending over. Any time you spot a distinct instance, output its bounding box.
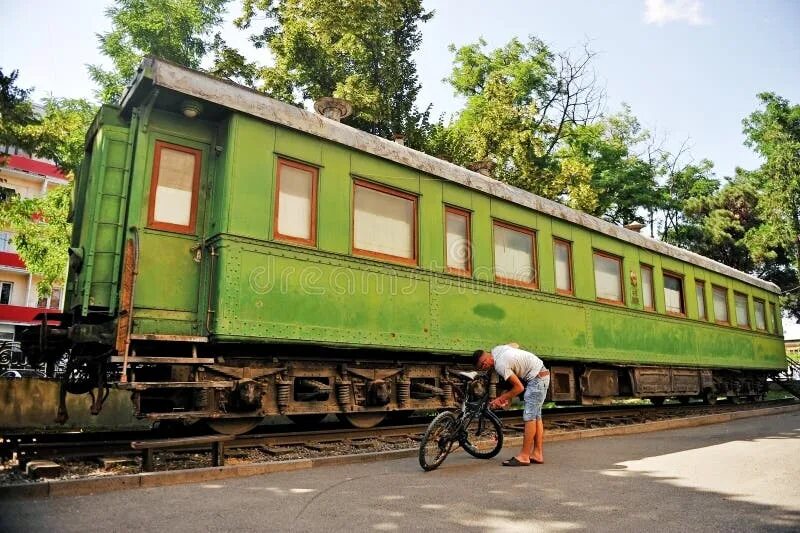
[473,343,550,466]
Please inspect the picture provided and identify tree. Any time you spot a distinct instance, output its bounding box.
[235,0,434,146]
[0,91,95,296]
[0,68,38,156]
[0,185,72,296]
[24,98,96,175]
[436,37,603,201]
[557,106,659,223]
[741,93,800,275]
[658,157,719,241]
[89,0,229,103]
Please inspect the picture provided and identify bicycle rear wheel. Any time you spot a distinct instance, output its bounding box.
[419,411,458,471]
[459,411,503,459]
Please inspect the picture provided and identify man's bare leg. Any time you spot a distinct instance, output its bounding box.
[528,418,544,463]
[515,420,536,463]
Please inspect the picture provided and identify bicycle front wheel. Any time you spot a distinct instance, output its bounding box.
[459,411,503,459]
[419,411,458,471]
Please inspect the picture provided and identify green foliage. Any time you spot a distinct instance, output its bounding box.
[23,98,96,175]
[89,0,229,102]
[0,68,39,155]
[558,107,659,222]
[0,184,72,296]
[741,93,800,268]
[236,0,434,146]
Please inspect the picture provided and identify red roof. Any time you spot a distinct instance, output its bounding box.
[0,251,26,269]
[0,304,60,325]
[3,155,66,180]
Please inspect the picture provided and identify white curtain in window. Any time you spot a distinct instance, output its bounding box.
[354,185,414,258]
[696,283,706,319]
[554,241,571,291]
[713,288,729,322]
[664,276,683,313]
[594,254,621,301]
[154,148,195,226]
[446,212,469,271]
[277,165,313,240]
[494,225,534,283]
[641,267,654,309]
[754,301,766,329]
[735,294,749,326]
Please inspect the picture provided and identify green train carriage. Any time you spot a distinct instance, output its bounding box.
[35,57,786,433]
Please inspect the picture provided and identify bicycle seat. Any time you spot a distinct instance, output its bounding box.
[457,371,479,380]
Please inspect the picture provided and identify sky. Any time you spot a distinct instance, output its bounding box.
[2,0,800,333]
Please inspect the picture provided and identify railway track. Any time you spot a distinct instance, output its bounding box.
[3,399,796,480]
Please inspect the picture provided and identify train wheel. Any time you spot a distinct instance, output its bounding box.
[207,417,263,435]
[337,412,387,428]
[288,414,328,426]
[702,390,718,405]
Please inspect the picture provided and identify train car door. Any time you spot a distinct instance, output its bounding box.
[133,134,212,337]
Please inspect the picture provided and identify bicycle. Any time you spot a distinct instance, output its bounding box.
[418,370,504,471]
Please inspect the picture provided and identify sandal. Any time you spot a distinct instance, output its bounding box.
[502,457,531,467]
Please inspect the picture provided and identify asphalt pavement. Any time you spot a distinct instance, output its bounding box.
[2,410,799,532]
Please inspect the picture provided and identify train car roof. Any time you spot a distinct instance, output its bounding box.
[120,57,780,294]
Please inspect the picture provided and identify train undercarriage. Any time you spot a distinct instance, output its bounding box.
[19,317,772,435]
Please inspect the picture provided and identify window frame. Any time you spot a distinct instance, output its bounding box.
[492,220,538,290]
[640,264,655,311]
[0,281,12,305]
[273,158,319,247]
[695,280,707,320]
[593,250,625,306]
[712,285,730,325]
[662,271,686,316]
[147,140,202,235]
[444,206,472,277]
[351,179,418,266]
[734,291,751,329]
[753,298,766,331]
[553,238,574,296]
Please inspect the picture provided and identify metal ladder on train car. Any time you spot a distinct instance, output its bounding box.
[772,355,800,399]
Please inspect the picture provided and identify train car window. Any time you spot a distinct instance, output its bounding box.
[769,302,778,333]
[445,207,471,276]
[593,252,623,304]
[553,239,573,295]
[274,159,318,246]
[493,221,537,288]
[695,281,707,320]
[735,292,750,328]
[754,299,766,330]
[713,286,729,324]
[663,272,685,315]
[353,180,417,264]
[641,265,655,310]
[148,141,201,234]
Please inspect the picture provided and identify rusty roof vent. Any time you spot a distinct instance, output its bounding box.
[624,221,646,233]
[313,97,353,122]
[467,159,496,177]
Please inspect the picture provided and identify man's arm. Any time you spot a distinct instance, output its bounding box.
[490,373,524,409]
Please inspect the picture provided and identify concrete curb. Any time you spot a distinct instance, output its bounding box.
[2,403,798,500]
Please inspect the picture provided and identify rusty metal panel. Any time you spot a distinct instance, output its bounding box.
[550,366,575,401]
[632,367,671,394]
[580,368,619,397]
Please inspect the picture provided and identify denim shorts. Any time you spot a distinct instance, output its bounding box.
[523,374,550,421]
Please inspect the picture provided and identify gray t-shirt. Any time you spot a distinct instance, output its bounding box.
[492,345,544,383]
